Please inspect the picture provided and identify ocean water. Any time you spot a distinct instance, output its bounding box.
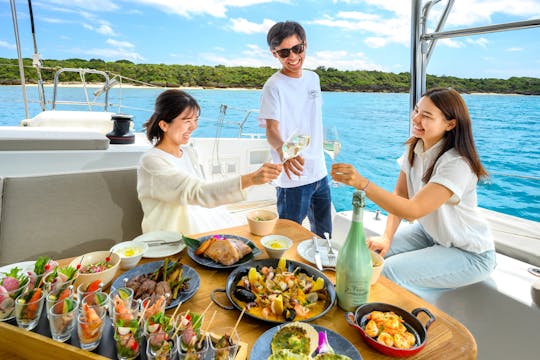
[1,85,539,222]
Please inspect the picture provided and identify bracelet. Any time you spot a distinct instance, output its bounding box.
[360,179,370,191]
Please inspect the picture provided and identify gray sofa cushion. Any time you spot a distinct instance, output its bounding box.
[0,167,142,265]
[0,127,110,151]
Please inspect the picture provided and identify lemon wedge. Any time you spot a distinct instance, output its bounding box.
[312,277,325,292]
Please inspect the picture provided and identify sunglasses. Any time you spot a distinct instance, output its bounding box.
[273,42,305,58]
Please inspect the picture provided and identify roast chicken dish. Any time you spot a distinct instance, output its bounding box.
[195,236,253,266]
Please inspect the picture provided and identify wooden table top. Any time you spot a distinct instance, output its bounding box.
[0,219,477,359]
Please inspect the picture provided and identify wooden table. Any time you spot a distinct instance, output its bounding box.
[0,219,477,359]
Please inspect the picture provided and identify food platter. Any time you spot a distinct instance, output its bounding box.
[132,231,185,258]
[110,260,200,310]
[0,261,35,274]
[186,234,262,269]
[214,258,336,324]
[251,324,363,359]
[297,238,340,268]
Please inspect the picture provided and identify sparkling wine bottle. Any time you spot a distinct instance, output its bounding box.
[335,190,373,311]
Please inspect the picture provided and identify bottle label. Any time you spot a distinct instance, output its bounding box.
[337,280,370,311]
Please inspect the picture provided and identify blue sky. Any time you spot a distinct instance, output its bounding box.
[1,0,540,79]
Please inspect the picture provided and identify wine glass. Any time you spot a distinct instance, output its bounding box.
[281,131,311,163]
[323,126,342,187]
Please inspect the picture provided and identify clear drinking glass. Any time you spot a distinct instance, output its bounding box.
[48,298,78,342]
[77,281,103,303]
[15,289,45,331]
[77,303,107,350]
[0,280,29,322]
[176,334,209,360]
[208,327,240,360]
[323,126,342,187]
[146,333,177,360]
[46,285,74,319]
[108,287,134,323]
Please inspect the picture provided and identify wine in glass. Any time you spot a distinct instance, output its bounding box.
[282,133,311,163]
[324,126,341,187]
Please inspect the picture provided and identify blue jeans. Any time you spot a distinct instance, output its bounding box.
[383,222,496,296]
[276,177,332,238]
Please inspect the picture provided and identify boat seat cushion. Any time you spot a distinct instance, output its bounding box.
[0,127,109,151]
[0,167,142,265]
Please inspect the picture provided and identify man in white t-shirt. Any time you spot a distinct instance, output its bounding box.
[258,21,332,237]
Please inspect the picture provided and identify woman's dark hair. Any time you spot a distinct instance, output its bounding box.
[267,21,306,49]
[406,87,488,182]
[143,89,200,144]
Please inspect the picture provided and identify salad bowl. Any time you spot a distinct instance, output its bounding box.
[69,251,120,289]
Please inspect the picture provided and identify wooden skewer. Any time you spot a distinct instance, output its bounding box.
[191,301,213,329]
[198,310,217,348]
[169,300,183,325]
[138,299,150,326]
[171,309,191,340]
[232,307,246,336]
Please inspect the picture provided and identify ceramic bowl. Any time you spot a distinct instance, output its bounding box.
[69,251,120,289]
[246,209,278,236]
[370,250,385,285]
[110,241,148,270]
[260,234,293,258]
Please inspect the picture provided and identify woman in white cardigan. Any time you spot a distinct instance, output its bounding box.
[137,89,282,235]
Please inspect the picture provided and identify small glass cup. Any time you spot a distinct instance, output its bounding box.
[141,295,167,322]
[108,287,134,321]
[146,333,177,360]
[82,291,109,309]
[48,298,78,342]
[15,289,45,331]
[77,281,103,303]
[113,317,142,360]
[144,312,174,339]
[46,285,74,319]
[177,334,209,360]
[0,280,29,322]
[42,269,78,297]
[77,303,107,351]
[208,327,240,360]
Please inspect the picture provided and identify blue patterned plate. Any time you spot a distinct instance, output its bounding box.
[110,260,199,310]
[251,324,363,359]
[186,234,262,269]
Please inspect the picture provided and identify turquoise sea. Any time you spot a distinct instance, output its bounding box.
[1,85,539,222]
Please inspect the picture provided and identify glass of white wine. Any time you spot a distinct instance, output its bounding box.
[282,132,311,163]
[323,126,342,187]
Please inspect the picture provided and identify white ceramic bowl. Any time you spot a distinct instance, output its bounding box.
[110,241,148,270]
[247,209,278,236]
[69,251,120,289]
[260,234,293,259]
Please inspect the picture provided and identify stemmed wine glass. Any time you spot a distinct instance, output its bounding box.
[323,126,342,187]
[269,130,311,185]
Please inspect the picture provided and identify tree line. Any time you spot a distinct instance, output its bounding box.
[0,57,538,95]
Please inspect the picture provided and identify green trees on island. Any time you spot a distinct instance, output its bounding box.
[0,57,538,95]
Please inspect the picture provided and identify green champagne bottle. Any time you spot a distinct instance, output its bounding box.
[335,190,373,311]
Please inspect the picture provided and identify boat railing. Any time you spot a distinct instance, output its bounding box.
[409,0,540,120]
[217,104,261,138]
[51,67,113,111]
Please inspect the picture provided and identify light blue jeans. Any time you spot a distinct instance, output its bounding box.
[382,222,496,297]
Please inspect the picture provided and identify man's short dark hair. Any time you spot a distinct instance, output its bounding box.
[267,21,306,49]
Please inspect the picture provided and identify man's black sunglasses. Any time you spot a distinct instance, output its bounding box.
[273,42,305,58]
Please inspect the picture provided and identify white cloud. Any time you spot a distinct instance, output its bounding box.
[73,47,144,62]
[306,50,384,71]
[96,24,115,36]
[129,0,277,18]
[106,39,135,48]
[44,0,119,12]
[0,40,16,50]
[229,18,275,34]
[440,38,465,48]
[506,47,524,52]
[466,38,489,48]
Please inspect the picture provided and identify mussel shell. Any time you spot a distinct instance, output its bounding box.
[283,307,296,322]
[233,286,256,303]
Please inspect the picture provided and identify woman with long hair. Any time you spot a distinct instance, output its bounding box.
[331,87,496,294]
